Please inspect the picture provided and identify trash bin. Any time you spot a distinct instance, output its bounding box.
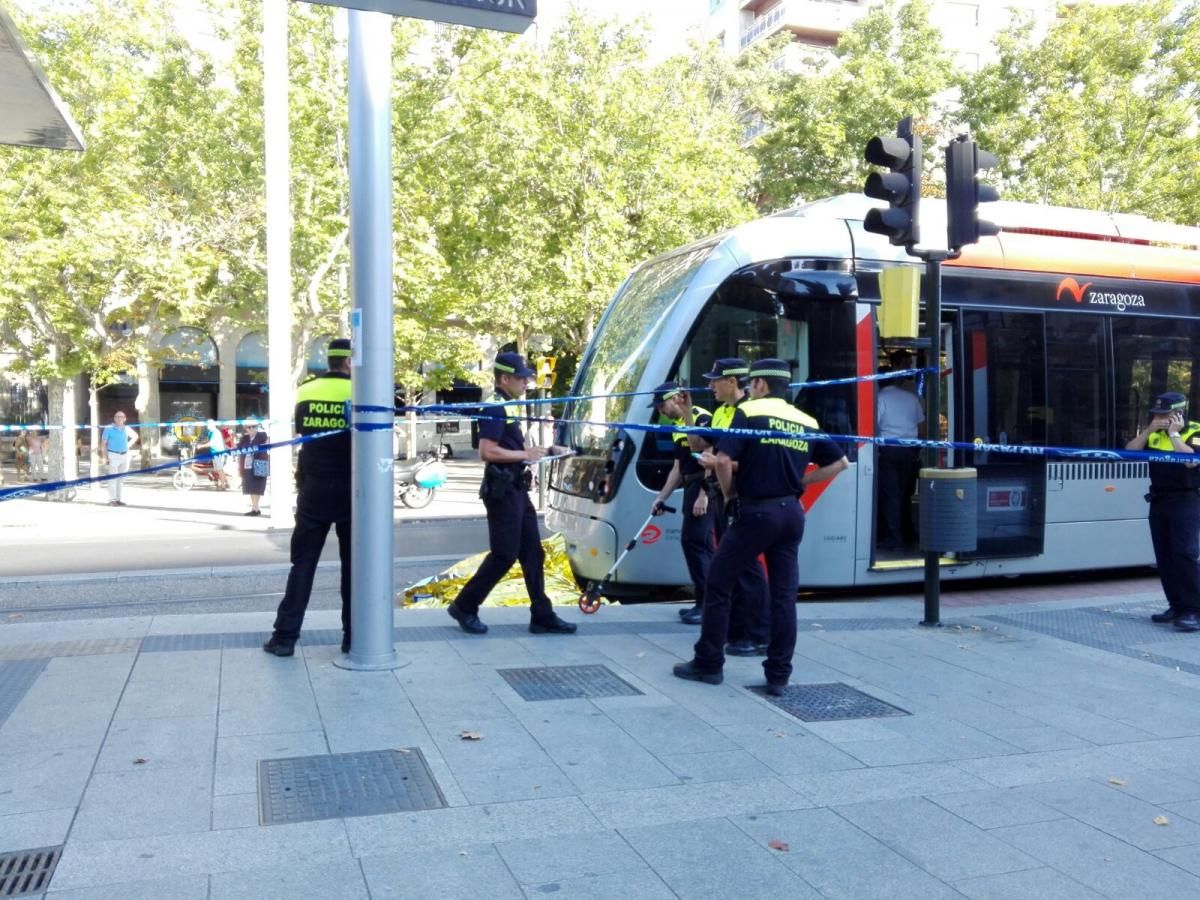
[919,467,977,553]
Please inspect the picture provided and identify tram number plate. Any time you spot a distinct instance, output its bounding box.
[987,487,1027,511]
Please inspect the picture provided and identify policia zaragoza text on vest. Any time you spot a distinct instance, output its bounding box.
[673,358,848,695]
[264,338,354,657]
[1126,391,1200,633]
[446,351,578,636]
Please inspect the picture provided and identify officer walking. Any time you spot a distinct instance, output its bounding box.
[1126,391,1200,632]
[674,359,848,692]
[264,338,354,657]
[697,358,771,655]
[648,383,714,626]
[447,351,577,636]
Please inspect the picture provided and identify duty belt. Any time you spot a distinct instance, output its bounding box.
[682,472,706,484]
[739,494,798,505]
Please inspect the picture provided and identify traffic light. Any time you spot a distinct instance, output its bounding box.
[863,116,922,248]
[945,136,1000,251]
[535,356,557,390]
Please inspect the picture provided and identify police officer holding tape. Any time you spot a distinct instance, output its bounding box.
[1126,391,1200,632]
[264,338,354,657]
[674,359,848,693]
[447,352,577,636]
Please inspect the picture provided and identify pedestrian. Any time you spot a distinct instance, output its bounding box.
[697,357,771,655]
[876,350,925,551]
[447,351,577,636]
[13,432,29,480]
[264,339,354,657]
[1126,391,1200,632]
[26,429,46,480]
[648,382,714,626]
[201,419,230,490]
[238,417,269,516]
[674,358,848,693]
[99,411,139,506]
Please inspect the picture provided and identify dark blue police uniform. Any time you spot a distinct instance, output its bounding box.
[658,391,715,621]
[1142,392,1200,630]
[683,362,845,686]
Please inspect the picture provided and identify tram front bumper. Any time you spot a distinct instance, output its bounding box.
[545,506,617,583]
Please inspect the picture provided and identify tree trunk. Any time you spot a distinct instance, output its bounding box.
[88,376,100,485]
[45,377,78,486]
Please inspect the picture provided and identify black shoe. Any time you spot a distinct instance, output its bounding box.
[341,635,350,654]
[447,603,487,635]
[726,640,765,657]
[681,608,703,625]
[678,604,699,620]
[764,681,788,697]
[243,510,257,516]
[262,636,294,657]
[529,614,577,635]
[1175,613,1200,633]
[1152,608,1181,623]
[672,660,723,685]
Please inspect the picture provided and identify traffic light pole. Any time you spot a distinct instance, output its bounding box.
[917,252,948,627]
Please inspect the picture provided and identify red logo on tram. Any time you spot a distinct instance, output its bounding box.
[1055,278,1092,304]
[640,525,662,545]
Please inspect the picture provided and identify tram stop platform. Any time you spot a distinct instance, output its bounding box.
[5,579,1200,899]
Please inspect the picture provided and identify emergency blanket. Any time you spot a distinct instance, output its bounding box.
[400,532,579,608]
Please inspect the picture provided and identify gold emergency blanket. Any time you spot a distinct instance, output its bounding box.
[400,532,579,608]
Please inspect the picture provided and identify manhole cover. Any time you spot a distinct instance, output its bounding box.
[498,665,643,701]
[0,846,61,898]
[257,748,446,825]
[749,682,910,722]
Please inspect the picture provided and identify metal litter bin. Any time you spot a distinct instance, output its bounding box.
[919,467,977,552]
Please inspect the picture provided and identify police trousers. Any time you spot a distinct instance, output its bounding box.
[877,445,919,547]
[695,498,805,682]
[711,491,770,645]
[1149,492,1200,614]
[273,474,351,642]
[454,487,554,621]
[679,479,715,607]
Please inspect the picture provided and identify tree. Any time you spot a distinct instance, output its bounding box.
[958,0,1200,223]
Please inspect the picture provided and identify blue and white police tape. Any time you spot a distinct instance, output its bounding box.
[0,430,343,503]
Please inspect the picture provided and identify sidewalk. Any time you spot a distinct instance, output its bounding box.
[5,581,1200,898]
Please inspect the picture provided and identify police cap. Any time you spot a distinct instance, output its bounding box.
[701,358,749,381]
[327,338,352,360]
[494,351,535,378]
[1150,391,1188,414]
[647,381,683,408]
[748,358,792,380]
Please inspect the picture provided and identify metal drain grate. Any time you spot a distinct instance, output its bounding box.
[0,846,61,898]
[0,659,48,731]
[498,665,643,701]
[750,682,910,722]
[258,748,446,825]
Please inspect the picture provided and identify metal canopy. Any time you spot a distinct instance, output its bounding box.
[307,0,536,34]
[0,4,84,150]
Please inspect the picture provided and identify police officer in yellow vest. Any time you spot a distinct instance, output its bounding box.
[674,359,848,693]
[1126,391,1200,632]
[649,382,714,625]
[447,351,577,636]
[264,338,353,657]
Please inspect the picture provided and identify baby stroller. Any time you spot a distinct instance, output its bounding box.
[173,443,230,491]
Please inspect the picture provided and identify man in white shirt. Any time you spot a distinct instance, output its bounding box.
[876,352,925,551]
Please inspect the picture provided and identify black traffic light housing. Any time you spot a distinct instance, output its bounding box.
[945,135,1000,251]
[863,116,922,248]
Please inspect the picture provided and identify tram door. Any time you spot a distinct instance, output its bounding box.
[958,310,1047,558]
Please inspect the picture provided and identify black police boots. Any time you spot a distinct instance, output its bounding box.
[672,660,723,685]
[529,613,577,635]
[1176,612,1200,633]
[726,641,767,657]
[262,636,294,657]
[1152,607,1181,623]
[447,603,488,635]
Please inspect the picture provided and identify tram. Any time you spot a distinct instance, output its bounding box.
[546,194,1200,593]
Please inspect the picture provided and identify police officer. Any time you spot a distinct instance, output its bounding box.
[674,359,848,693]
[447,351,577,636]
[264,338,354,657]
[697,358,771,655]
[1126,391,1200,632]
[649,383,714,625]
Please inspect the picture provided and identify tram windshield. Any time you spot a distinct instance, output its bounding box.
[567,244,715,453]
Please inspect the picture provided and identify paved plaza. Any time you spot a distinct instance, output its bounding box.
[5,576,1200,898]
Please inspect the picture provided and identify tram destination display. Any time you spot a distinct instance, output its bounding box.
[306,0,536,34]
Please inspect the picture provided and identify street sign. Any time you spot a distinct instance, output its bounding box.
[306,0,537,34]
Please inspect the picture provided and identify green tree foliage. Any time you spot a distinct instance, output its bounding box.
[754,0,955,208]
[958,0,1200,223]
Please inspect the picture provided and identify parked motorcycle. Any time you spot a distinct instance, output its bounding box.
[394,449,448,509]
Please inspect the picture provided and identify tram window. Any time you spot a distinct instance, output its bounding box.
[1045,314,1108,449]
[635,274,859,490]
[962,311,1047,448]
[1113,318,1200,442]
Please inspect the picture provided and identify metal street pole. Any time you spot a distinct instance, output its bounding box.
[921,256,942,627]
[336,8,400,671]
[263,0,295,529]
